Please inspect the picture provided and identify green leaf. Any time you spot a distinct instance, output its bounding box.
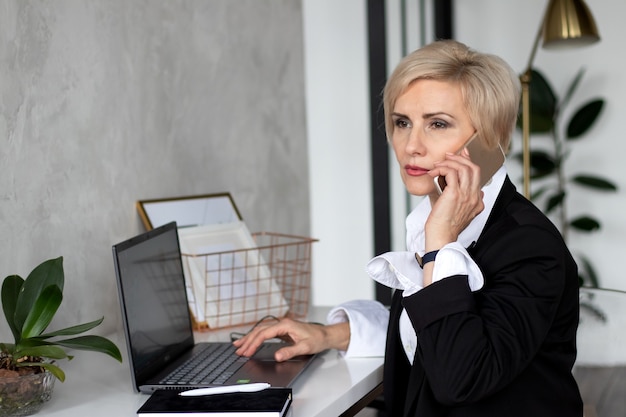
[15,344,69,360]
[529,150,557,178]
[518,68,558,133]
[54,335,123,362]
[513,150,557,179]
[14,257,64,332]
[529,68,558,130]
[570,216,600,232]
[545,191,565,214]
[39,317,104,338]
[21,285,63,339]
[571,175,618,191]
[566,99,604,139]
[578,255,600,288]
[13,338,49,348]
[1,275,24,343]
[18,362,66,382]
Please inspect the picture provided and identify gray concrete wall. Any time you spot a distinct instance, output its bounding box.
[0,1,308,335]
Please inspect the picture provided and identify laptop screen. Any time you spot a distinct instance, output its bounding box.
[113,222,195,385]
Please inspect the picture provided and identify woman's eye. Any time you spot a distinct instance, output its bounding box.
[430,120,448,129]
[394,118,410,129]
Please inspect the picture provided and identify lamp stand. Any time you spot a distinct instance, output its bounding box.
[520,3,547,199]
[519,0,600,199]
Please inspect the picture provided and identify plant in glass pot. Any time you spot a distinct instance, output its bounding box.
[0,256,122,416]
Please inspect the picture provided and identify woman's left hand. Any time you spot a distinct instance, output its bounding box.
[426,147,485,250]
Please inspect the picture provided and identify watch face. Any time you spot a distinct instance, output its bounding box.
[415,252,424,268]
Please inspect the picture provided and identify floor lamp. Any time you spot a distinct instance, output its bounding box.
[520,0,600,198]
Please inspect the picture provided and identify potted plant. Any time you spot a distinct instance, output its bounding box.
[517,67,619,325]
[516,67,617,289]
[0,256,122,416]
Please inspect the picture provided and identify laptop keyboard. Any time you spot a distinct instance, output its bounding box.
[160,343,250,385]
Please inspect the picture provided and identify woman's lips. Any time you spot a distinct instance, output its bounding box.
[405,165,429,176]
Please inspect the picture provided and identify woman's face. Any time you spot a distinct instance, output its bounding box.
[390,79,476,197]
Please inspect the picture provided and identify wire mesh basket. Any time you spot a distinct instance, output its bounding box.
[181,232,317,331]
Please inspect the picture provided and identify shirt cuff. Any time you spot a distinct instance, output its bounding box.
[366,242,484,298]
[432,242,484,291]
[366,251,424,296]
[327,300,388,357]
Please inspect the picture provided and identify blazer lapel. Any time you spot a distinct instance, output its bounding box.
[476,175,516,243]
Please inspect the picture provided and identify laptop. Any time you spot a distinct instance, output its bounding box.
[112,221,315,393]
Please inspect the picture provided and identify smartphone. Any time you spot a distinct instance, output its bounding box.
[434,134,505,194]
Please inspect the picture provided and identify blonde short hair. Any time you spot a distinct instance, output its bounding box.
[383,40,521,152]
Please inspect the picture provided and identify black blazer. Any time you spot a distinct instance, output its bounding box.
[383,176,583,417]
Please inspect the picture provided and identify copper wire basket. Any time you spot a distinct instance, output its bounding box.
[182,232,317,331]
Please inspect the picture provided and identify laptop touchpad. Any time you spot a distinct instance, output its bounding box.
[253,342,284,361]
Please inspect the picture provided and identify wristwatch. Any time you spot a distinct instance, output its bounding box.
[415,250,439,268]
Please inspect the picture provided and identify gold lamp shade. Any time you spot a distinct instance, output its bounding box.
[542,0,600,48]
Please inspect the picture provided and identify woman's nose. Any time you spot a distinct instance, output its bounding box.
[405,130,425,155]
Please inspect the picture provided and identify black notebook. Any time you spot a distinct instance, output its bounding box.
[137,388,292,416]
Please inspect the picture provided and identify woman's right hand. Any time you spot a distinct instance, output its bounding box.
[427,147,485,249]
[233,318,349,361]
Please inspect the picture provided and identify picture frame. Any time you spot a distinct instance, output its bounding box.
[136,193,242,230]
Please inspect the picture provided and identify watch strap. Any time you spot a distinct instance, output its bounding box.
[415,250,439,268]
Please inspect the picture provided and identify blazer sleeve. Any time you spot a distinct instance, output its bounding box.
[402,218,574,406]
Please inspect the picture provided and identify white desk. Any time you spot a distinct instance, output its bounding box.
[36,308,384,417]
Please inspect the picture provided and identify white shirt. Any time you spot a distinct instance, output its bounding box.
[327,167,507,360]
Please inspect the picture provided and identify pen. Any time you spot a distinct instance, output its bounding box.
[178,382,271,397]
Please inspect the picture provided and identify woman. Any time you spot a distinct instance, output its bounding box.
[234,40,583,416]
